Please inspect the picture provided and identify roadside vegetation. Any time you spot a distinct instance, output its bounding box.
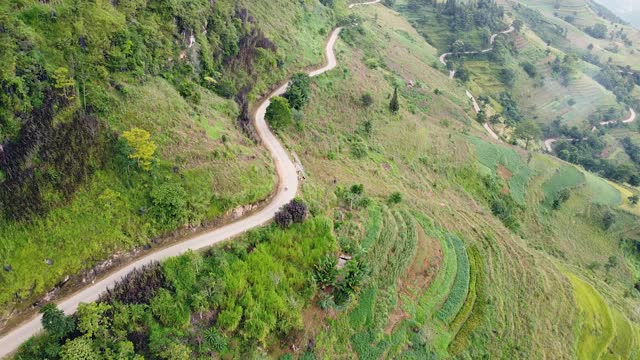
[0,0,338,319]
[4,0,640,358]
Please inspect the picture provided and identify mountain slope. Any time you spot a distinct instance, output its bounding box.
[1,0,640,359]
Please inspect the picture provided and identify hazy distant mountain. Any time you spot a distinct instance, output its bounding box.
[594,0,640,27]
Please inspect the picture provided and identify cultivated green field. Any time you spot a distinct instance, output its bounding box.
[468,137,531,204]
[542,164,586,206]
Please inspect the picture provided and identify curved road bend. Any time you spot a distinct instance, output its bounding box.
[0,2,381,353]
[465,90,500,141]
[439,26,515,79]
[348,0,381,9]
[439,26,515,139]
[544,108,636,152]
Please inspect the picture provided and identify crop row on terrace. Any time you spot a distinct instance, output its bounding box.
[436,235,471,324]
[448,245,486,355]
[567,272,614,360]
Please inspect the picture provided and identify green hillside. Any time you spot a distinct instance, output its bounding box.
[2,0,640,359]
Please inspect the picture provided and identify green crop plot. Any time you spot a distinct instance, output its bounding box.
[542,165,585,206]
[469,137,531,204]
[605,308,636,360]
[448,246,485,355]
[414,222,458,325]
[583,171,622,206]
[436,235,470,324]
[567,273,614,360]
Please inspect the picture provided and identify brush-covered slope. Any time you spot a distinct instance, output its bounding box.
[0,0,336,324]
[4,1,640,359]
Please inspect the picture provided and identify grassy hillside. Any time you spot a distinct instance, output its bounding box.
[4,0,640,359]
[0,0,338,323]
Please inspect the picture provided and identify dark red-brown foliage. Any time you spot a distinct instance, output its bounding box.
[234,86,258,142]
[275,208,293,228]
[99,262,170,305]
[274,199,308,228]
[0,88,108,221]
[224,9,277,138]
[286,199,308,223]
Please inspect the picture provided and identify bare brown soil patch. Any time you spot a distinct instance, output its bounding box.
[497,164,512,194]
[384,224,443,334]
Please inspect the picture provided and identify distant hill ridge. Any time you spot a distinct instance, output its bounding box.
[593,0,640,27]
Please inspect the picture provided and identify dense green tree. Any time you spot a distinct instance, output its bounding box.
[41,304,76,339]
[586,23,608,39]
[552,189,571,209]
[150,182,188,228]
[361,93,374,107]
[603,211,616,230]
[59,336,100,360]
[551,55,578,86]
[389,87,400,113]
[499,68,516,87]
[477,109,487,124]
[217,306,243,332]
[520,62,537,78]
[150,289,190,328]
[452,39,465,53]
[285,73,311,110]
[76,303,111,340]
[159,343,191,360]
[455,67,470,82]
[499,92,524,123]
[266,96,294,130]
[514,120,542,149]
[388,192,403,204]
[513,19,523,32]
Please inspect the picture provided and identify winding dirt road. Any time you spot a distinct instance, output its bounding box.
[439,26,515,79]
[348,0,380,9]
[0,1,385,355]
[466,90,500,141]
[544,107,637,152]
[438,26,515,140]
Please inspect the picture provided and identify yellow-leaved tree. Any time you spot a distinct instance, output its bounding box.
[122,128,157,170]
[52,67,75,99]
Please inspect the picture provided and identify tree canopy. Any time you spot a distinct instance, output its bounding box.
[284,73,311,110]
[514,119,542,149]
[121,128,157,171]
[265,96,294,130]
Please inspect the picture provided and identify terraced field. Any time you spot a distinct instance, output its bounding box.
[583,170,623,206]
[512,0,640,69]
[514,60,620,126]
[566,273,617,360]
[469,137,531,204]
[542,164,586,206]
[532,0,597,27]
[447,246,485,355]
[436,235,470,324]
[609,182,640,217]
[606,308,637,359]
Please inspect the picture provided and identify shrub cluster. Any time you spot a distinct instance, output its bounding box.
[275,199,308,228]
